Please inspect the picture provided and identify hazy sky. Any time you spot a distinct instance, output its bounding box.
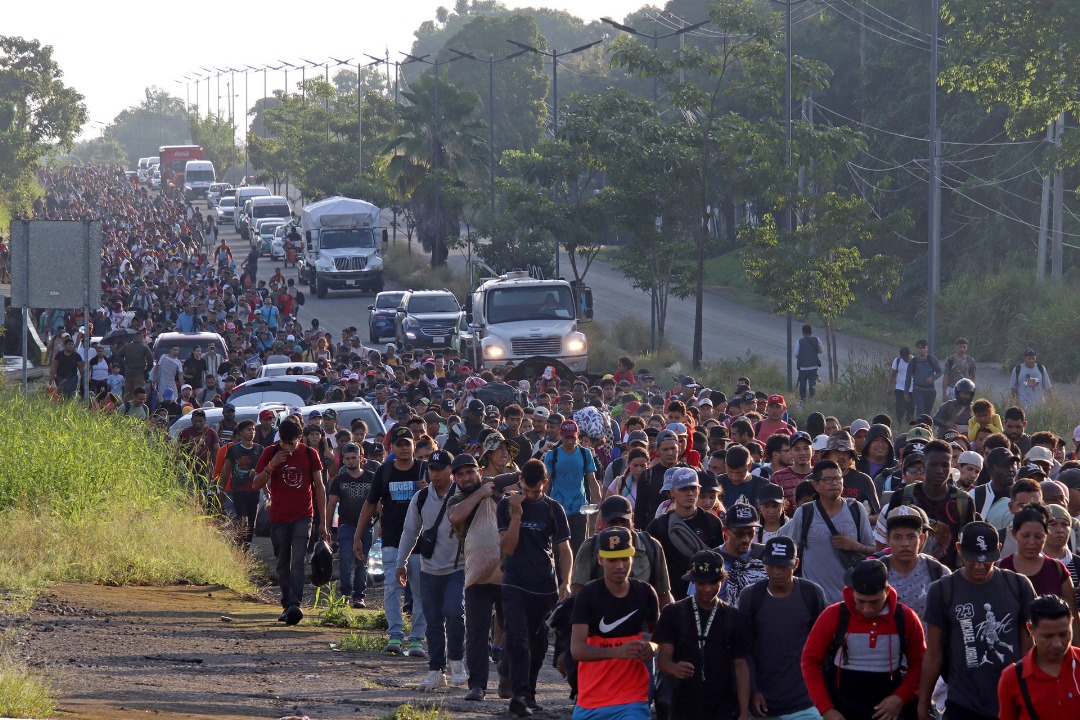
[10,0,647,138]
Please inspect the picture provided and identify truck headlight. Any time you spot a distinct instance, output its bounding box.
[368,256,383,270]
[315,259,334,271]
[566,335,586,353]
[484,344,505,360]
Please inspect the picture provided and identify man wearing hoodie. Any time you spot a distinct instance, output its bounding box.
[801,559,926,720]
[856,423,895,489]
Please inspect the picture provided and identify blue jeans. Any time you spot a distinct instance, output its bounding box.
[337,523,371,600]
[270,517,311,609]
[381,544,426,643]
[418,570,465,671]
[58,375,79,399]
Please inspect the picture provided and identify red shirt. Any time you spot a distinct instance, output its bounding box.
[255,442,323,523]
[997,645,1080,720]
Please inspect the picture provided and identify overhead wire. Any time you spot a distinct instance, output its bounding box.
[831,0,942,51]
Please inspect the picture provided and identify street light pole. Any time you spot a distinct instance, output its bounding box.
[600,16,708,352]
[507,38,602,279]
[927,0,942,355]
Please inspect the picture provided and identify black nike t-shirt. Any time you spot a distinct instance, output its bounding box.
[571,578,659,710]
[366,460,426,548]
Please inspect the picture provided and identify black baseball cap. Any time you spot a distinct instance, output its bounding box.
[758,483,785,505]
[958,521,1000,563]
[428,450,453,468]
[724,503,762,529]
[762,536,797,567]
[599,495,634,524]
[681,550,725,583]
[846,559,888,595]
[596,527,635,559]
[451,454,479,471]
[466,399,485,414]
[985,447,1020,468]
[390,426,413,445]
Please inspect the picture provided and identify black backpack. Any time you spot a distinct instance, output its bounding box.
[295,290,305,306]
[743,577,825,628]
[825,600,909,679]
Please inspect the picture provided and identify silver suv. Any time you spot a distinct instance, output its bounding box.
[395,289,461,349]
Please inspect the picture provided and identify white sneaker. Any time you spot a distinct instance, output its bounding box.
[449,660,467,686]
[419,670,448,692]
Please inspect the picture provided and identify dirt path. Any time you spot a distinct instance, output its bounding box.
[11,581,577,719]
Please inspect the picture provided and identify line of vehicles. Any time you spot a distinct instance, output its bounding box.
[136,145,215,200]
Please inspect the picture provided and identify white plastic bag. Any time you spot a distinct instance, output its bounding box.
[464,496,502,586]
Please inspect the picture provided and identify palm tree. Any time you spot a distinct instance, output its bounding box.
[385,70,488,266]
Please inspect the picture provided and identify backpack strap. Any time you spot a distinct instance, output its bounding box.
[894,601,908,668]
[796,503,815,576]
[1014,659,1041,720]
[416,486,430,515]
[828,603,852,668]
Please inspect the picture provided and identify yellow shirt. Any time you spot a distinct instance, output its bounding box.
[968,412,1003,440]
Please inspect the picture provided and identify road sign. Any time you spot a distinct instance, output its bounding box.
[8,220,101,309]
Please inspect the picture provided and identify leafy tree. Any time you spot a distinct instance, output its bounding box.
[742,192,905,382]
[385,71,488,266]
[103,87,188,165]
[67,137,127,166]
[188,113,240,176]
[0,36,86,209]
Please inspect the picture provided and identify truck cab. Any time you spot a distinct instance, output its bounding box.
[183,160,216,200]
[298,196,386,298]
[464,271,592,372]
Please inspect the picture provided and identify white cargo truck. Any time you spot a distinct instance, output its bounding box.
[464,271,593,372]
[298,196,387,298]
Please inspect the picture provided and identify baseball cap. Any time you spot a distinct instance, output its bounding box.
[699,470,720,491]
[681,550,724,583]
[423,411,442,424]
[985,446,1020,468]
[484,406,501,420]
[910,414,934,428]
[451,454,478,471]
[466,399,485,414]
[725,502,762,528]
[902,452,925,471]
[161,388,175,401]
[1025,446,1054,468]
[709,425,730,440]
[846,559,888,595]
[905,426,933,448]
[758,483,785,505]
[789,431,812,447]
[958,450,984,469]
[223,403,236,413]
[762,536,797,567]
[258,409,275,420]
[390,426,413,445]
[1017,464,1048,481]
[655,429,678,446]
[548,412,565,425]
[599,495,634,524]
[322,409,337,420]
[1058,468,1080,490]
[533,407,550,419]
[767,394,786,407]
[850,419,871,435]
[670,467,700,490]
[596,527,636,559]
[560,420,579,437]
[428,450,453,469]
[825,431,856,454]
[698,397,713,407]
[307,409,322,419]
[1025,348,1037,357]
[885,505,930,531]
[627,430,649,446]
[958,521,1001,563]
[812,434,831,452]
[665,422,688,435]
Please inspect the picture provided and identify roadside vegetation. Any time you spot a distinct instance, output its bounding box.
[0,653,53,719]
[382,241,471,301]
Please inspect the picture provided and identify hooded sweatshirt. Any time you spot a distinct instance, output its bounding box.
[856,424,894,485]
[800,586,925,715]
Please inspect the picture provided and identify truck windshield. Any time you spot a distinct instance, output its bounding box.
[187,170,215,182]
[486,286,576,323]
[321,228,376,250]
[253,203,290,219]
[408,295,460,314]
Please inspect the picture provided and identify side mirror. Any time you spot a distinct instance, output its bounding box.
[464,296,473,313]
[381,228,388,245]
[367,305,375,311]
[465,312,473,324]
[396,307,406,314]
[577,286,594,322]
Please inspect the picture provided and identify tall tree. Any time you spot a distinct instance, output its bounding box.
[103,87,188,165]
[0,36,85,208]
[385,71,488,266]
[188,114,241,176]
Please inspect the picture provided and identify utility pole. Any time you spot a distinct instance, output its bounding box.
[1037,121,1053,282]
[1052,112,1065,284]
[927,0,942,356]
[507,38,603,279]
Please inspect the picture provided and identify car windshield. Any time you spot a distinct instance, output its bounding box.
[376,293,404,309]
[187,170,214,182]
[320,227,376,249]
[219,197,235,208]
[260,223,283,237]
[408,294,459,314]
[253,203,290,219]
[486,286,576,323]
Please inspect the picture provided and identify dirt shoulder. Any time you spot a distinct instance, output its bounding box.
[11,580,576,720]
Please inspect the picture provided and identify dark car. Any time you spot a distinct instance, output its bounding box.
[226,376,320,407]
[394,289,461,350]
[367,291,406,343]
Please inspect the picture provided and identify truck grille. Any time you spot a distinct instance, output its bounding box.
[333,256,367,271]
[511,336,562,356]
[420,322,457,337]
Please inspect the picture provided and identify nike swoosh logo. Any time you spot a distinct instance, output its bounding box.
[598,610,638,634]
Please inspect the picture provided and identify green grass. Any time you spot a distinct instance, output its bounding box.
[383,242,471,301]
[313,587,360,628]
[0,656,54,718]
[0,390,255,602]
[333,631,387,654]
[382,703,453,720]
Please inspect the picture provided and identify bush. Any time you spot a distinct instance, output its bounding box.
[0,655,54,718]
[798,351,895,425]
[382,243,471,301]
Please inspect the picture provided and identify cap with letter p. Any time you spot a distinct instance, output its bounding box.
[958,521,1000,563]
[596,527,635,559]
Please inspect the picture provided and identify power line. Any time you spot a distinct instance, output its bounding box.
[832,0,941,51]
[823,1,935,52]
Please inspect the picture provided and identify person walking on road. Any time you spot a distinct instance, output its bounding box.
[49,336,83,399]
[795,324,825,402]
[114,330,153,400]
[942,338,976,399]
[905,339,943,418]
[889,346,915,426]
[326,442,373,608]
[1011,349,1054,408]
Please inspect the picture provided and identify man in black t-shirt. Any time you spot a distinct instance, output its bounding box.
[647,468,724,600]
[653,549,751,720]
[496,459,572,717]
[219,419,263,549]
[571,527,659,719]
[328,443,374,608]
[354,426,429,656]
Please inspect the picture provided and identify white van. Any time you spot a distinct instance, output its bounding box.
[183,160,216,200]
[245,195,291,243]
[234,186,272,235]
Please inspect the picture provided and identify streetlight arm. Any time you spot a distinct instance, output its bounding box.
[506,39,544,55]
[447,47,479,61]
[401,52,431,64]
[600,17,640,35]
[566,39,603,55]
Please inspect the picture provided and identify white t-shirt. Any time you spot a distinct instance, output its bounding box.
[892,356,910,391]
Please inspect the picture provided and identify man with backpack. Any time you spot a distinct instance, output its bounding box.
[779,460,876,602]
[904,339,943,418]
[996,593,1080,720]
[396,450,466,692]
[739,536,826,720]
[802,559,926,720]
[795,324,824,401]
[543,419,600,554]
[875,440,977,569]
[917,521,1036,720]
[1010,349,1053,408]
[879,505,949,619]
[647,468,725,600]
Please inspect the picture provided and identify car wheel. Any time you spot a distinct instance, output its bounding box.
[315,276,328,299]
[369,325,378,344]
[373,279,384,293]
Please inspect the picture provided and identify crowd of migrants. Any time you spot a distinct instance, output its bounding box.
[27,166,1080,720]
